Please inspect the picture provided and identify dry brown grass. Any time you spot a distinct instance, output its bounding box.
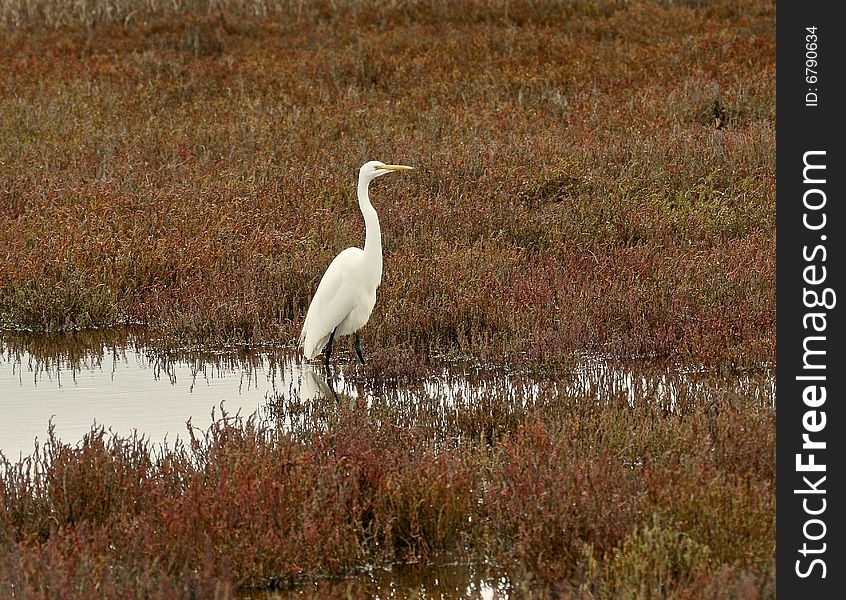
[0,370,774,598]
[0,0,774,369]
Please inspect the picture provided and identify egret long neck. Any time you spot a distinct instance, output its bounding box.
[358,176,382,284]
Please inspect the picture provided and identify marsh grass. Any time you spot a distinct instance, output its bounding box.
[0,366,774,598]
[0,331,774,597]
[0,0,774,369]
[1,0,774,596]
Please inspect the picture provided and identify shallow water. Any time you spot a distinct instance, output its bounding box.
[0,329,774,460]
[1,329,774,599]
[0,330,324,459]
[239,563,511,599]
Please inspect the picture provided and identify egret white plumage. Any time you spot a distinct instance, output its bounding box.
[299,160,414,372]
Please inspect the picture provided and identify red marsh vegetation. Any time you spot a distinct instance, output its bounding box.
[0,0,774,597]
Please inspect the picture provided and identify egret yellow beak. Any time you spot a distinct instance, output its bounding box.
[379,164,414,171]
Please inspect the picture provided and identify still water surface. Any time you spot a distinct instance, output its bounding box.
[0,329,773,599]
[240,563,510,599]
[1,331,328,458]
[1,329,774,460]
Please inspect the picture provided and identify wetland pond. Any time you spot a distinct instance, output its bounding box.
[1,329,774,460]
[0,329,774,598]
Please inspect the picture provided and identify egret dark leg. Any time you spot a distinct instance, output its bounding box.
[325,374,339,401]
[324,328,337,375]
[355,332,365,365]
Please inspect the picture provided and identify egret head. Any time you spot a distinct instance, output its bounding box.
[359,160,414,183]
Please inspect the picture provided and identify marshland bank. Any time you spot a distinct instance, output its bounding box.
[1,329,774,598]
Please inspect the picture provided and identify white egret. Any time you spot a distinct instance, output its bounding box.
[299,160,414,372]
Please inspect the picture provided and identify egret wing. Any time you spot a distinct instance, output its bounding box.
[299,249,361,359]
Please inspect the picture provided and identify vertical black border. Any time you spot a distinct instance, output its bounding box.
[776,2,845,596]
